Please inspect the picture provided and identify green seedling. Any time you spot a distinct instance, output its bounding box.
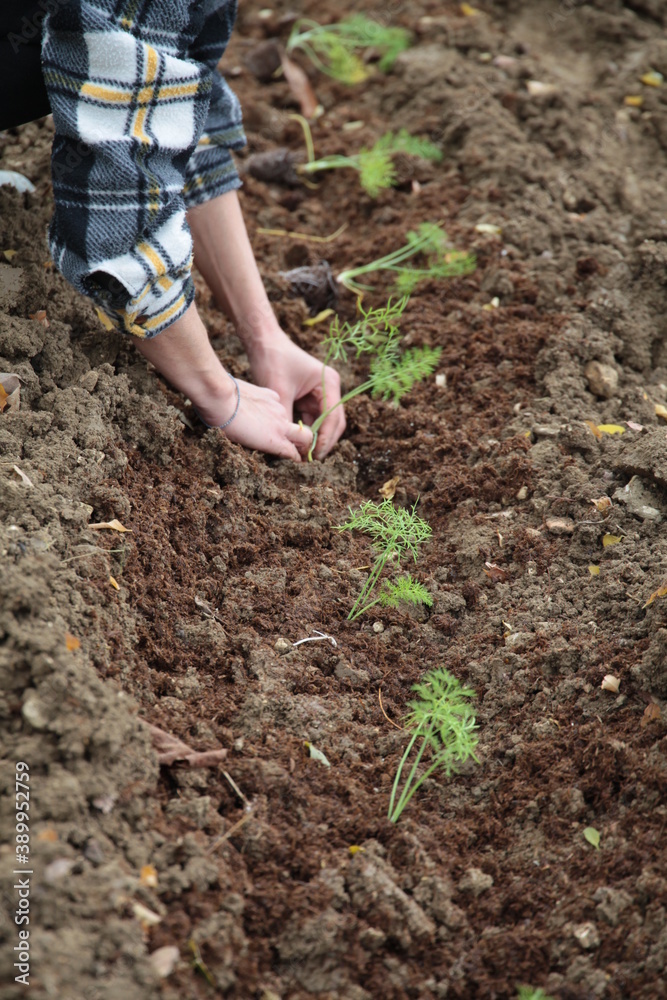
[517,988,555,1000]
[298,129,443,197]
[388,667,478,824]
[287,14,412,83]
[336,499,432,622]
[337,222,476,295]
[307,296,440,459]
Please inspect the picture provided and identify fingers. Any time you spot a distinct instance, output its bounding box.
[313,406,346,459]
[286,419,314,458]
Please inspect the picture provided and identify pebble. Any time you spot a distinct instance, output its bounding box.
[274,638,292,655]
[372,621,384,633]
[573,922,600,950]
[545,517,575,535]
[584,360,618,399]
[532,424,560,439]
[457,867,494,897]
[79,370,99,392]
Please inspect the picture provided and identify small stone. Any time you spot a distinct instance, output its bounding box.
[148,945,180,979]
[532,424,560,439]
[274,638,292,655]
[546,517,575,535]
[516,485,528,500]
[504,631,533,651]
[79,370,99,392]
[584,360,618,399]
[435,374,447,389]
[573,921,600,950]
[372,621,385,633]
[613,476,662,523]
[83,839,105,865]
[22,691,49,730]
[457,868,493,897]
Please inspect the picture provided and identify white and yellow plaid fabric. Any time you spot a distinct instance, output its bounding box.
[42,0,245,338]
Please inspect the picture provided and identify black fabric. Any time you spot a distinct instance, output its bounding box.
[0,1,52,130]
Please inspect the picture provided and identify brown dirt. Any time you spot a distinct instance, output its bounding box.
[2,2,667,999]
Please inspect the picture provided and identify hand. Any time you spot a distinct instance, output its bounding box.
[246,329,346,460]
[197,375,313,462]
[133,302,313,462]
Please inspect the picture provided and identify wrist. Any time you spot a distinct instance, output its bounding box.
[236,307,287,354]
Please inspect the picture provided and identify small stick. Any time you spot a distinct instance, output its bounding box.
[206,812,252,855]
[222,770,249,808]
[256,223,347,243]
[292,629,338,648]
[378,687,405,731]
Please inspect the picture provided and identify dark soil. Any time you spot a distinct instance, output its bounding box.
[2,2,667,999]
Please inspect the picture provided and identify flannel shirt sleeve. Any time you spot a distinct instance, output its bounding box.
[41,0,245,339]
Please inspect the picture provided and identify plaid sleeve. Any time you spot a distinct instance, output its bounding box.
[41,0,243,339]
[183,2,246,209]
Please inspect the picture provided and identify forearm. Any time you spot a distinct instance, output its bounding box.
[134,301,237,422]
[187,189,284,354]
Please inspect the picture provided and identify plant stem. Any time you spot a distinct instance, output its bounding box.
[389,721,433,822]
[348,550,390,620]
[388,724,422,820]
[307,377,374,461]
[299,155,357,176]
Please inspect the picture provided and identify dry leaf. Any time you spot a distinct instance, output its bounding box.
[2,249,17,261]
[65,633,81,651]
[109,575,120,590]
[589,565,600,576]
[12,465,33,486]
[655,404,667,421]
[643,583,667,608]
[379,476,400,500]
[591,496,612,513]
[132,902,162,928]
[641,702,661,728]
[584,419,602,440]
[348,845,365,855]
[90,519,132,532]
[624,95,644,107]
[484,561,508,583]
[640,70,663,87]
[460,2,479,14]
[601,674,620,693]
[280,50,321,119]
[28,309,49,328]
[475,223,502,235]
[597,424,625,436]
[602,533,623,547]
[626,421,643,431]
[37,827,59,842]
[144,722,228,768]
[140,864,158,888]
[303,308,334,327]
[0,373,22,413]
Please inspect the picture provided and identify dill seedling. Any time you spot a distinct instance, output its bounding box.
[287,14,412,84]
[388,667,478,824]
[336,499,432,621]
[298,129,443,198]
[307,296,440,459]
[517,989,555,1000]
[337,222,476,295]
